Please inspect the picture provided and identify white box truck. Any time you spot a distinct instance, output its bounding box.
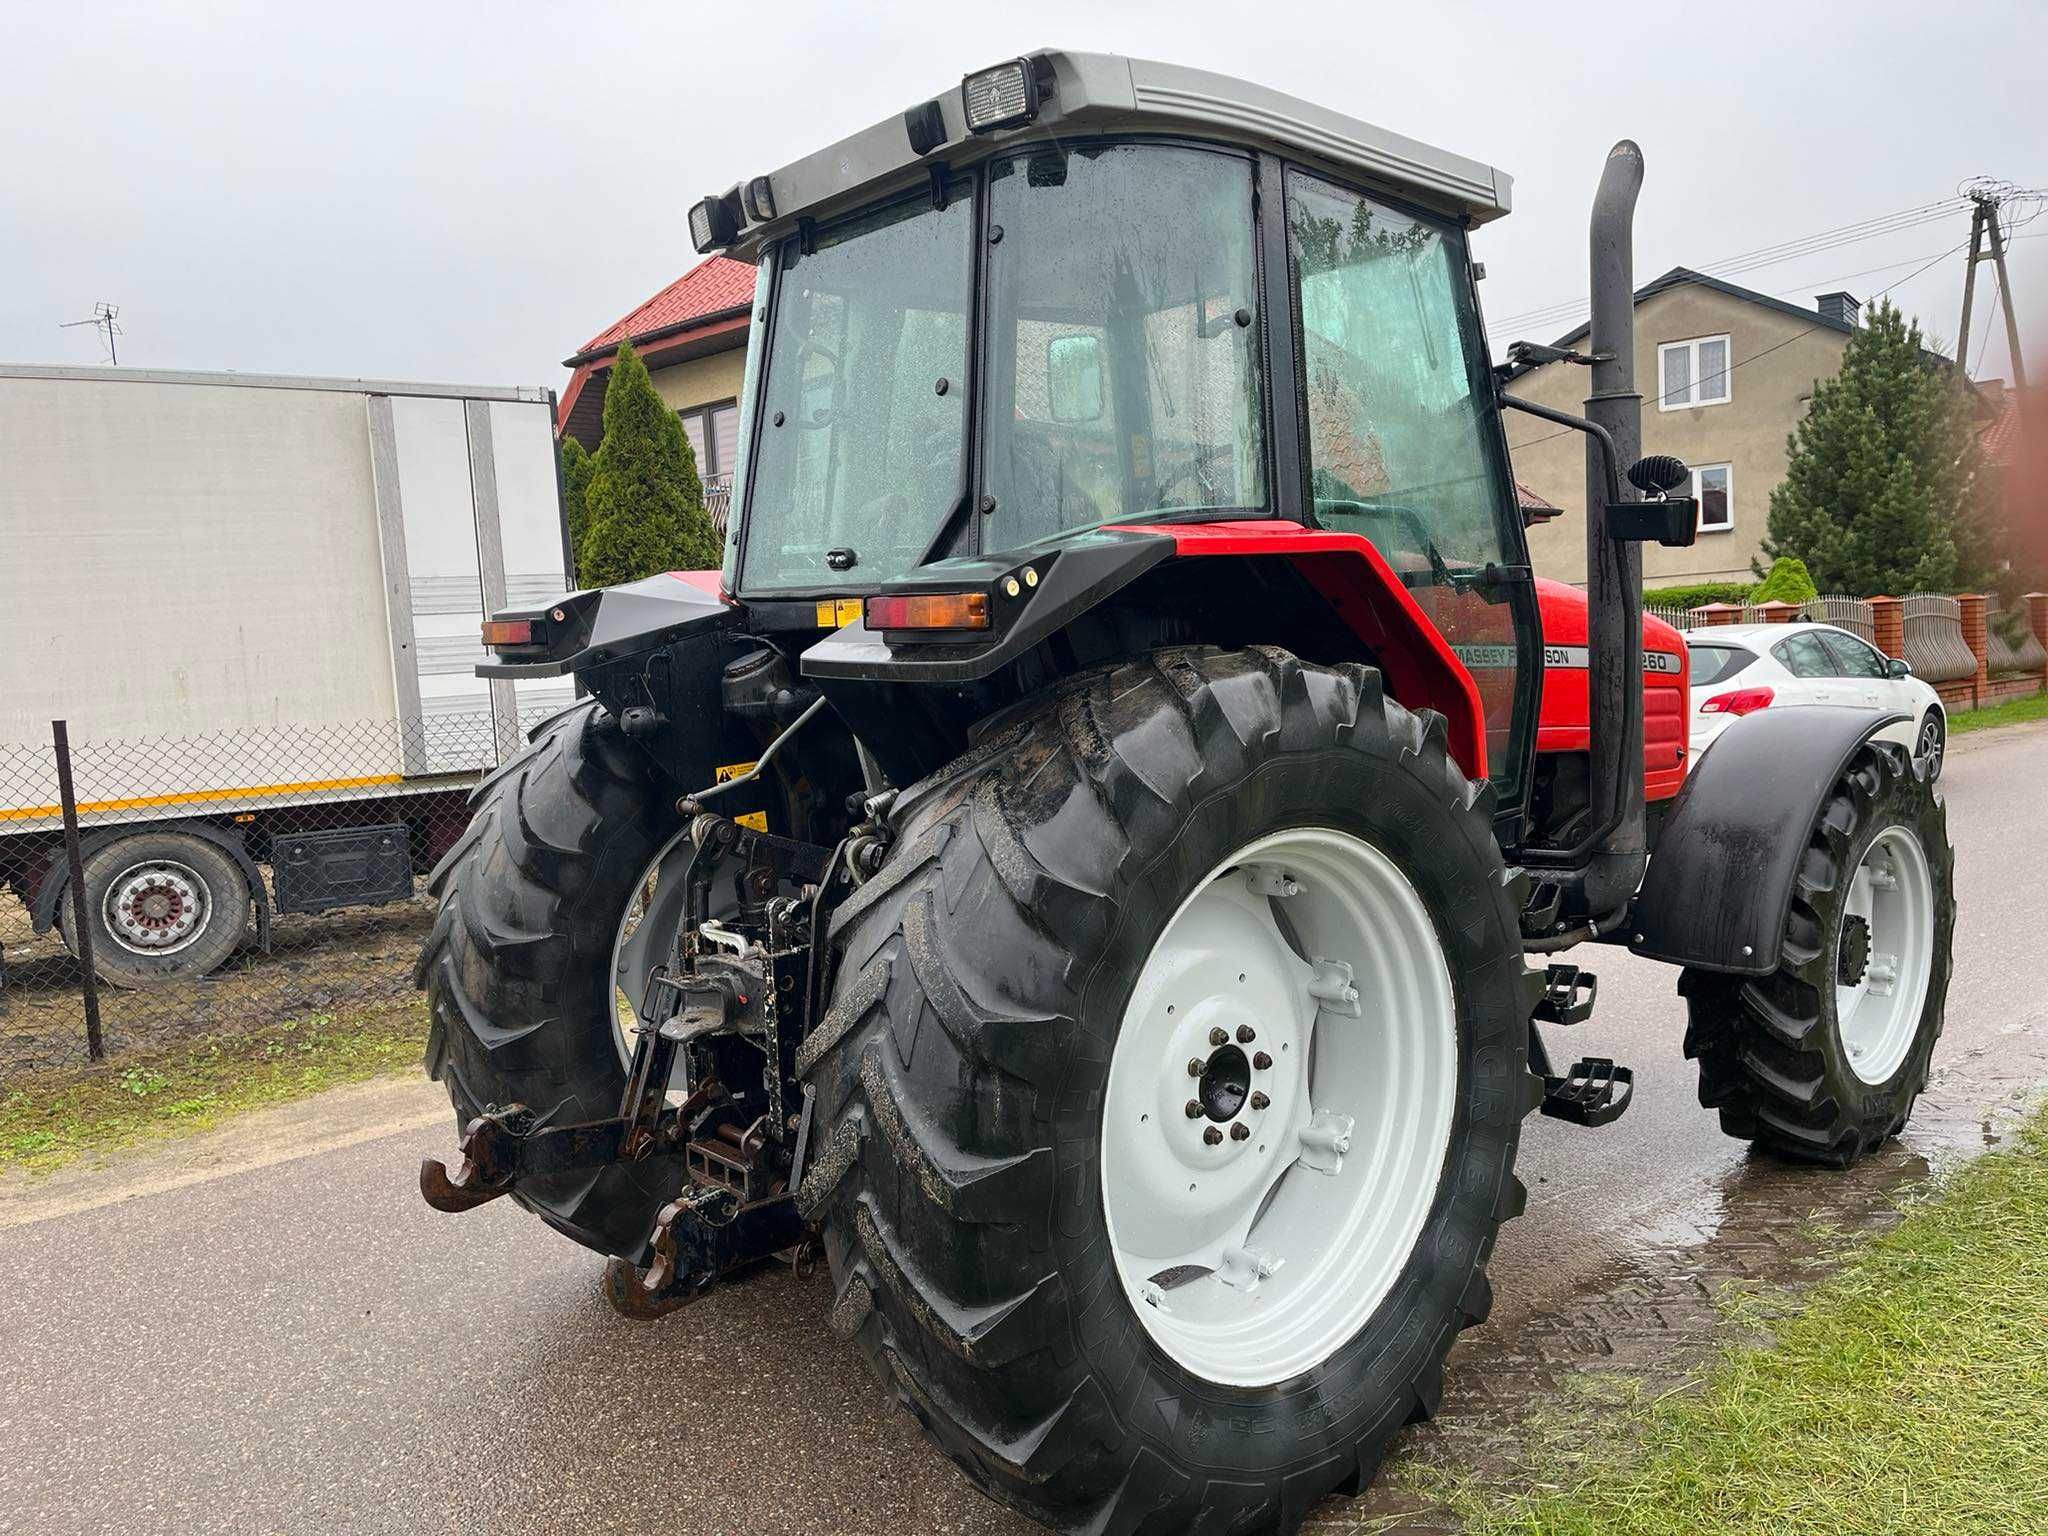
[0,363,576,984]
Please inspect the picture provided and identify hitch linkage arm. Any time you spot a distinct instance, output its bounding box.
[419,1011,713,1213]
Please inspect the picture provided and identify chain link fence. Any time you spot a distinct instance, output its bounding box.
[0,715,514,1086]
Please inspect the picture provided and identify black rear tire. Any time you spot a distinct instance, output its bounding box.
[796,648,1542,1535]
[1682,738,1954,1165]
[414,700,690,1260]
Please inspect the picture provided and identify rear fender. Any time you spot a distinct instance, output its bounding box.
[1137,523,1487,780]
[1627,705,1911,974]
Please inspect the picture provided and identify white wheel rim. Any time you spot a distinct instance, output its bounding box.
[1100,827,1458,1387]
[1836,825,1935,1086]
[103,860,210,956]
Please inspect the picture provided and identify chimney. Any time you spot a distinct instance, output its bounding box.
[1816,291,1861,329]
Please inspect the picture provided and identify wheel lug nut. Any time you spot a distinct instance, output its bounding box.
[1187,1059,1204,1078]
[1250,1091,1269,1111]
[1184,1100,1203,1119]
[1208,1027,1228,1048]
[1253,1051,1273,1071]
[1230,1123,1250,1141]
[1203,1126,1223,1146]
[1236,1025,1256,1044]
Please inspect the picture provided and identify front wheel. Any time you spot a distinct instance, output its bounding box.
[797,648,1542,1533]
[1683,738,1954,1164]
[1915,708,1945,781]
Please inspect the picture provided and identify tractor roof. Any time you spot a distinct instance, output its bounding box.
[714,49,1512,261]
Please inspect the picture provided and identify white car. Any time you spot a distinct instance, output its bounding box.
[1686,622,1947,778]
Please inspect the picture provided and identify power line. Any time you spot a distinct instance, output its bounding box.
[1504,241,1966,454]
[1492,195,1974,332]
[1493,184,2048,337]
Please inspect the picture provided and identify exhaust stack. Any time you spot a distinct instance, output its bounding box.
[1581,141,1648,915]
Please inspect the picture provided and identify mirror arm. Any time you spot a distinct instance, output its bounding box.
[1498,390,1624,508]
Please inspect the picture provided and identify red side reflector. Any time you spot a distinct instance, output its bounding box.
[1700,686,1774,716]
[481,619,535,647]
[864,592,991,632]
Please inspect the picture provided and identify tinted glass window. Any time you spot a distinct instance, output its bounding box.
[1820,630,1886,678]
[1687,644,1756,687]
[1772,631,1837,679]
[1287,170,1528,792]
[982,145,1265,552]
[743,195,972,593]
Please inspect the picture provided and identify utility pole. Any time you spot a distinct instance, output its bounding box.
[59,300,122,364]
[1956,184,2028,394]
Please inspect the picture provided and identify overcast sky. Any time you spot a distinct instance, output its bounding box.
[6,1,2043,400]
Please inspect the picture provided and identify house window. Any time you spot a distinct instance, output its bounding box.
[1693,462,1732,533]
[677,400,740,481]
[1658,334,1731,409]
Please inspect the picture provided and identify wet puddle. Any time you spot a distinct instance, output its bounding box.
[1308,1034,2048,1534]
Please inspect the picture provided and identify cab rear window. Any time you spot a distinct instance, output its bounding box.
[1687,644,1757,687]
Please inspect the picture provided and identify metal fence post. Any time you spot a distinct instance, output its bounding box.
[51,720,105,1062]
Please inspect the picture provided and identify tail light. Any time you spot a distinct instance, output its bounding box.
[482,618,539,649]
[864,592,991,632]
[1700,686,1774,716]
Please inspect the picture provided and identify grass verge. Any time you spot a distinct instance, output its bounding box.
[1438,1101,2048,1535]
[1950,688,2048,736]
[0,1002,428,1176]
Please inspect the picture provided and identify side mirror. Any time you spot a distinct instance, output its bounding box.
[1886,657,1912,678]
[1047,333,1105,423]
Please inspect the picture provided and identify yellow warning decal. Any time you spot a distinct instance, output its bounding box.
[814,597,863,627]
[712,761,769,831]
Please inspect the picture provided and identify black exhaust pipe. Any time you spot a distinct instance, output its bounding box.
[1580,140,1648,916]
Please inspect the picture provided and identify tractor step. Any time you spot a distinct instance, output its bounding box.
[1532,964,1597,1027]
[1540,1056,1634,1127]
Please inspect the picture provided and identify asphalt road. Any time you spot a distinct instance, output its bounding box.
[6,722,2045,1536]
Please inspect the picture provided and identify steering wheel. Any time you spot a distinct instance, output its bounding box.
[791,338,841,430]
[1155,443,1234,508]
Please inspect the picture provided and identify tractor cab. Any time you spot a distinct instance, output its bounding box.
[700,52,1541,813]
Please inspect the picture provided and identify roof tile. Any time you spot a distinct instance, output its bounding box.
[576,256,756,356]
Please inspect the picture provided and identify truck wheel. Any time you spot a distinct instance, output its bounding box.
[63,831,250,986]
[1682,739,1954,1165]
[797,648,1541,1534]
[414,700,694,1261]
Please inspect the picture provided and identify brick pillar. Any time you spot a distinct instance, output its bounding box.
[1753,600,1800,624]
[1692,602,1741,627]
[2028,593,2048,689]
[1869,595,1904,660]
[1958,593,1989,707]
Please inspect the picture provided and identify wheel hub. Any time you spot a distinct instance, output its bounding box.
[104,862,206,953]
[1197,1043,1252,1122]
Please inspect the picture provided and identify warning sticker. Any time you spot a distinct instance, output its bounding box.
[713,762,769,832]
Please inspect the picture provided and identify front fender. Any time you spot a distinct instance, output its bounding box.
[1628,705,1910,974]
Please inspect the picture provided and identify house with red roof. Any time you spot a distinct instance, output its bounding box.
[559,256,756,517]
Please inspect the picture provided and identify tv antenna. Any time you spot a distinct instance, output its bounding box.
[60,301,123,364]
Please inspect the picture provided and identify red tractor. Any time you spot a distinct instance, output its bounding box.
[419,52,1953,1534]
